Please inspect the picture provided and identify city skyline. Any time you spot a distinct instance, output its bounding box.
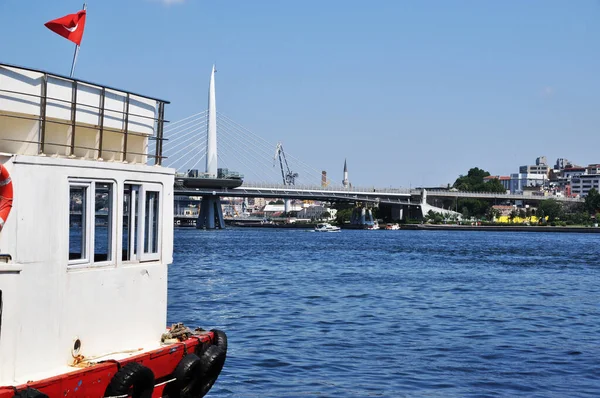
[1,1,599,188]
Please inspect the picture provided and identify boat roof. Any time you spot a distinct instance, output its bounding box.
[0,62,170,105]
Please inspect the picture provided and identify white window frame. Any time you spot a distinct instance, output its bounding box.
[139,183,162,262]
[68,182,92,266]
[123,184,140,263]
[123,182,162,264]
[68,179,117,269]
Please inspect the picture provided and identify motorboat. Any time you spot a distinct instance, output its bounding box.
[0,63,226,397]
[315,223,341,232]
[366,221,380,230]
[385,223,400,230]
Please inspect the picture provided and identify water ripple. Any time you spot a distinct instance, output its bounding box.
[168,229,600,397]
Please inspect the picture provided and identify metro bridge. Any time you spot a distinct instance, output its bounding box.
[158,66,581,229]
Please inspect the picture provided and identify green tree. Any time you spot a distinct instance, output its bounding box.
[453,167,491,192]
[486,207,500,221]
[584,188,600,214]
[508,209,517,224]
[484,178,507,193]
[538,199,562,222]
[335,208,352,225]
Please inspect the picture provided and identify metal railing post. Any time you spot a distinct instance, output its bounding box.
[155,102,165,165]
[69,81,78,156]
[98,87,105,159]
[122,93,130,162]
[39,73,48,154]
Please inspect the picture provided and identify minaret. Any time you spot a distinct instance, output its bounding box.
[342,158,349,188]
[206,65,217,178]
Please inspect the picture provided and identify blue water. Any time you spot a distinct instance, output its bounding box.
[168,229,600,397]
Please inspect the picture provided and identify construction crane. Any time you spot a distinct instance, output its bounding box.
[274,143,299,186]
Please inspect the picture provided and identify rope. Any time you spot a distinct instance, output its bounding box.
[155,377,177,388]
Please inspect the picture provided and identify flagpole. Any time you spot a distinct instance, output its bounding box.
[69,2,87,78]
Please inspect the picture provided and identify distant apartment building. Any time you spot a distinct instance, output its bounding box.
[586,164,600,175]
[519,156,549,175]
[519,164,549,175]
[571,174,600,197]
[554,158,570,170]
[561,166,586,180]
[510,173,546,194]
[483,175,510,191]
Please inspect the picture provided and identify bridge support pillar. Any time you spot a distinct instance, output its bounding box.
[197,195,225,229]
[350,204,376,228]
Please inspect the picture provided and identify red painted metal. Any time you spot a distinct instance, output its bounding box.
[0,331,214,398]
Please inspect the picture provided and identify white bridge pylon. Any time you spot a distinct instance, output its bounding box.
[206,65,217,178]
[153,69,333,187]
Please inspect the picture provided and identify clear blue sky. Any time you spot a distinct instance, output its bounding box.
[1,0,599,187]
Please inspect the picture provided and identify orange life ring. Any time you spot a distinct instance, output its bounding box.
[0,164,13,230]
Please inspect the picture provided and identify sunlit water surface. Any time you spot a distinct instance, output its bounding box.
[168,228,600,397]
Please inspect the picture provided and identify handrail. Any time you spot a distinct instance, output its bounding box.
[0,62,170,104]
[0,63,169,164]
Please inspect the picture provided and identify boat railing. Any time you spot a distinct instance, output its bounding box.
[0,63,169,164]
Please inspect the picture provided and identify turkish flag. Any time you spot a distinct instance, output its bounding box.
[45,10,86,46]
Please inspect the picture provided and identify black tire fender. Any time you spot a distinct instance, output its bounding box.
[104,362,154,398]
[13,388,48,398]
[210,329,228,353]
[196,345,227,396]
[171,353,204,397]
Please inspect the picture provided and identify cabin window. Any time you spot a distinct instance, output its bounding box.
[123,183,162,263]
[144,191,160,255]
[69,184,90,262]
[122,184,140,261]
[94,182,113,262]
[69,180,115,267]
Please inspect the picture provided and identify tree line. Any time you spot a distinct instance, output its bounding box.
[448,167,600,224]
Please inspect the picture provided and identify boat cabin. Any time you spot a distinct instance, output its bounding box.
[0,63,174,385]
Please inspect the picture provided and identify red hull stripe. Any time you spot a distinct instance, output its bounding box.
[0,332,214,398]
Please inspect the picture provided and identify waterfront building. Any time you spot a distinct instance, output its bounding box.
[561,165,586,180]
[263,201,304,216]
[586,164,600,175]
[571,174,600,197]
[510,173,546,194]
[519,156,549,175]
[483,175,510,191]
[555,158,571,171]
[519,164,549,175]
[297,205,337,221]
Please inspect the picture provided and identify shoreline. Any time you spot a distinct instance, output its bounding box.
[401,224,600,233]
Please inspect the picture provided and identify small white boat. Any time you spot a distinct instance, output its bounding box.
[366,221,380,230]
[315,223,341,232]
[385,223,400,230]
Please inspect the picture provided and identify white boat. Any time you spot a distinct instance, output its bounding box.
[315,223,341,232]
[0,63,226,397]
[385,223,400,230]
[366,221,380,230]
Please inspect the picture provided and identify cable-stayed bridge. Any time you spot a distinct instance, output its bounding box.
[153,67,581,229]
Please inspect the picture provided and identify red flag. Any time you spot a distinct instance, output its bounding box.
[45,10,87,46]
